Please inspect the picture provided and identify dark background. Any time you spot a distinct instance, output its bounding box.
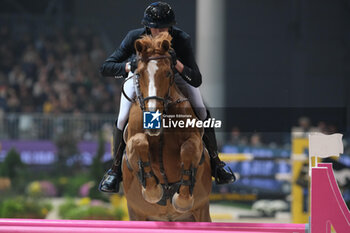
[1,0,349,134]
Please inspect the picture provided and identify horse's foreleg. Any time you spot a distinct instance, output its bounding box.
[127,205,147,221]
[172,136,202,213]
[127,133,163,204]
[192,201,211,222]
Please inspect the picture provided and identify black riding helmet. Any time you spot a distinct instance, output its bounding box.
[141,2,176,28]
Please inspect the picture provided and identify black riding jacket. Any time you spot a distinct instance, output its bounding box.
[100,27,202,87]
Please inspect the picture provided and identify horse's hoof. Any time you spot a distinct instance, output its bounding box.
[172,193,194,213]
[142,184,163,204]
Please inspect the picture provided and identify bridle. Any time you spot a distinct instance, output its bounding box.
[122,54,187,113]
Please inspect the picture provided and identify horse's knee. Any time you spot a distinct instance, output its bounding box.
[181,141,194,154]
[181,138,201,163]
[127,133,149,167]
[129,133,149,151]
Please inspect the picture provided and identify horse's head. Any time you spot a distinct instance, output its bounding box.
[134,32,174,136]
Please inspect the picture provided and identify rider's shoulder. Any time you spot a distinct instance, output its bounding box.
[171,26,191,41]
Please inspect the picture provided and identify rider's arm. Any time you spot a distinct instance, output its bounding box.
[177,36,202,88]
[100,31,135,78]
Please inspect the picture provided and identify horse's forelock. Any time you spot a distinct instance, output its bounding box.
[136,33,173,69]
[136,35,153,55]
[155,32,172,44]
[137,33,172,55]
[154,32,172,53]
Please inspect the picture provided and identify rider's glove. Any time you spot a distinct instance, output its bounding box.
[168,49,177,67]
[130,55,138,73]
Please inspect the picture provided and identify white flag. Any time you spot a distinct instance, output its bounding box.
[309,133,343,158]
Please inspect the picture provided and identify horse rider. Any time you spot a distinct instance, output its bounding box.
[99,1,236,193]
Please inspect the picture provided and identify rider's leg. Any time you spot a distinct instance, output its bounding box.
[99,121,126,193]
[202,110,236,184]
[99,74,135,193]
[174,74,207,120]
[174,74,236,184]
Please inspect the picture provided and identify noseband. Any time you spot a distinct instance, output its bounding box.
[122,55,187,113]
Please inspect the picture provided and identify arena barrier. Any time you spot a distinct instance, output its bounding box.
[2,163,350,232]
[1,137,350,232]
[0,218,306,233]
[0,163,339,233]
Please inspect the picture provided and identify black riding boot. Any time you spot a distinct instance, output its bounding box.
[202,111,236,185]
[99,125,125,193]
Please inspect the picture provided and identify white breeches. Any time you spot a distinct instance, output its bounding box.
[116,72,207,130]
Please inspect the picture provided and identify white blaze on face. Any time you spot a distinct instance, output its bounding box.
[147,60,158,111]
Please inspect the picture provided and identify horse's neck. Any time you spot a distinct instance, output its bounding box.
[170,83,185,100]
[169,84,195,115]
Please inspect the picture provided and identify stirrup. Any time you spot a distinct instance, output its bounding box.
[217,161,226,168]
[214,165,236,185]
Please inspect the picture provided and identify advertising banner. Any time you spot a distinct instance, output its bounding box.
[0,140,112,165]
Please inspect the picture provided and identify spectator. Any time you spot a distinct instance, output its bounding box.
[1,22,117,115]
[229,126,248,146]
[250,133,263,147]
[292,116,319,138]
[6,88,20,112]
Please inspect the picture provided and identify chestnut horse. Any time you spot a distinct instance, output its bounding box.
[121,32,212,221]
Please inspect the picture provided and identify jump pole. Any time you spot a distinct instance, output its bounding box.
[0,219,306,233]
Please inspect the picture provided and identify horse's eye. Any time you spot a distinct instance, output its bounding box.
[166,71,172,78]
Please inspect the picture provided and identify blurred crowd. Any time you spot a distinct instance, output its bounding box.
[227,116,350,153]
[0,22,348,147]
[0,24,120,115]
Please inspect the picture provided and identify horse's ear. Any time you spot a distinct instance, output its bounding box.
[135,40,144,54]
[161,40,170,52]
